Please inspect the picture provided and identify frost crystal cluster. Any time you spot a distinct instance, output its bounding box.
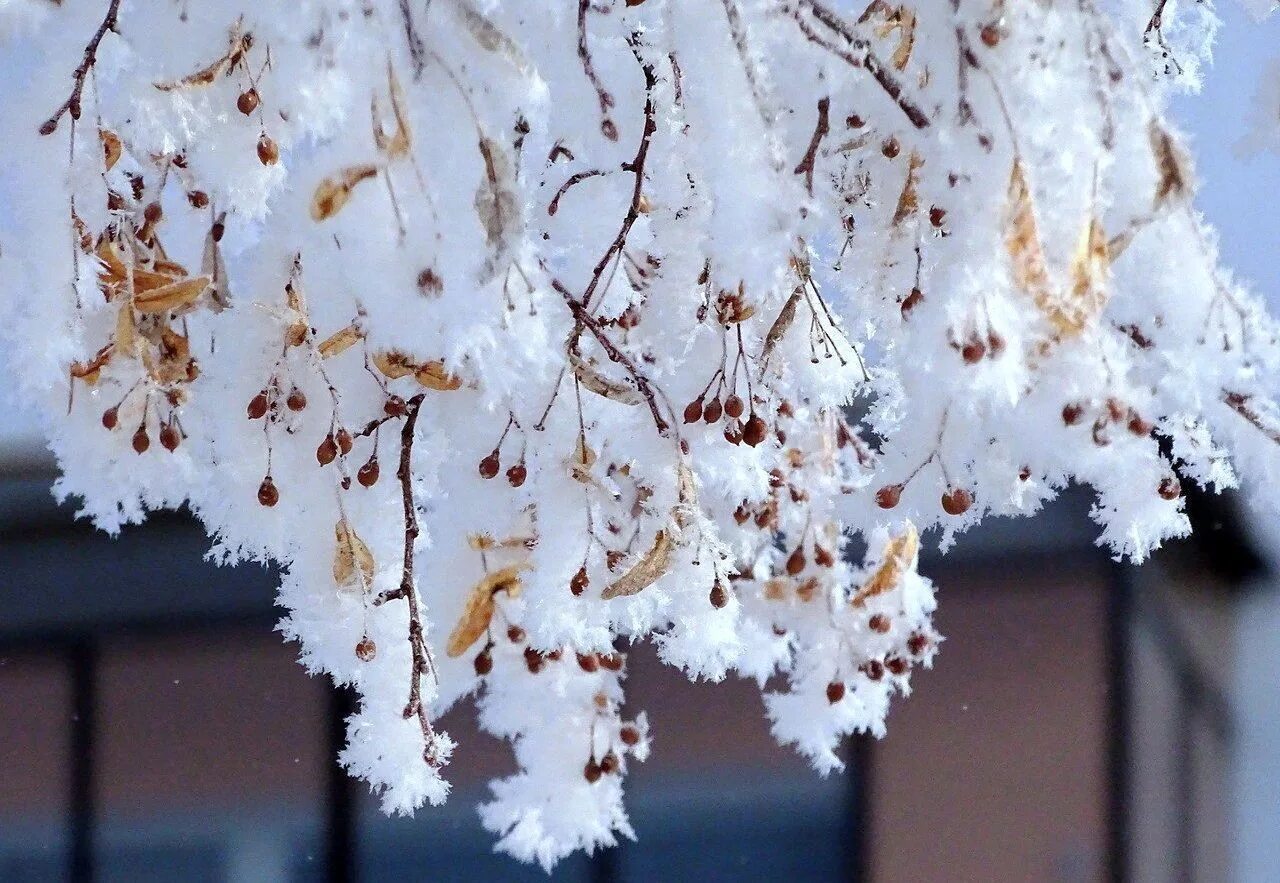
[1,0,1277,867]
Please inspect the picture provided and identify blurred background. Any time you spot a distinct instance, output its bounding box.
[0,6,1277,882]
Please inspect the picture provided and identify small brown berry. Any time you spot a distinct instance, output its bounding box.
[733,502,751,525]
[257,475,279,507]
[132,426,150,454]
[723,422,742,445]
[881,137,901,159]
[814,545,835,568]
[416,267,443,296]
[724,394,745,419]
[980,22,1001,47]
[599,653,624,672]
[336,429,354,456]
[1158,477,1182,501]
[1062,403,1085,426]
[861,659,885,681]
[384,395,406,417]
[987,332,1006,357]
[683,399,704,424]
[742,414,768,447]
[479,452,500,479]
[187,190,210,209]
[846,113,865,129]
[1127,414,1153,436]
[941,486,972,516]
[256,133,279,165]
[524,646,545,673]
[237,88,260,116]
[709,581,729,609]
[869,613,891,634]
[355,637,377,662]
[102,407,119,430]
[785,546,806,576]
[159,422,181,452]
[474,648,494,676]
[507,625,526,643]
[1018,466,1031,482]
[143,202,163,224]
[210,218,225,241]
[507,462,527,487]
[826,681,846,704]
[599,751,620,774]
[317,435,338,466]
[961,339,986,364]
[929,206,947,228]
[620,724,641,746]
[247,391,269,420]
[907,633,930,656]
[286,388,307,412]
[570,566,589,596]
[583,759,602,783]
[886,657,909,676]
[875,484,903,509]
[577,652,600,673]
[357,457,380,487]
[703,397,723,424]
[901,287,924,317]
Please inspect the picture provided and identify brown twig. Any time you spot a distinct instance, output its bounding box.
[577,0,617,139]
[1224,391,1280,446]
[39,0,123,135]
[548,169,608,216]
[399,0,428,79]
[794,96,831,195]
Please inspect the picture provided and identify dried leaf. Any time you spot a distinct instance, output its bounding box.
[569,350,641,405]
[70,344,113,384]
[153,326,198,386]
[333,520,376,591]
[475,137,520,283]
[455,0,531,73]
[372,64,411,159]
[311,164,380,221]
[851,524,918,607]
[100,129,122,172]
[1149,121,1192,209]
[318,324,363,359]
[372,350,417,380]
[446,564,528,657]
[880,7,916,70]
[1004,160,1055,307]
[96,239,128,287]
[153,30,248,91]
[114,299,138,360]
[414,360,463,391]
[891,151,924,226]
[133,276,210,314]
[1062,215,1110,336]
[568,436,598,484]
[761,288,802,365]
[201,213,231,311]
[601,531,672,600]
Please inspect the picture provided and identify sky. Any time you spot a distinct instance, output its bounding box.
[0,7,1276,457]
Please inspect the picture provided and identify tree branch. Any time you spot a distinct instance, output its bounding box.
[39,0,123,135]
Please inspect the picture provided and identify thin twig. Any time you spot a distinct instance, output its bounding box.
[39,0,123,135]
[794,96,831,195]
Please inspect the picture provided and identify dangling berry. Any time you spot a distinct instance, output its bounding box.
[901,287,924,317]
[355,637,376,662]
[709,581,729,609]
[703,397,723,423]
[929,206,947,228]
[523,645,545,673]
[599,751,620,774]
[247,390,269,420]
[1158,476,1182,500]
[577,652,600,673]
[506,462,527,487]
[384,395,406,417]
[742,414,768,447]
[286,388,307,412]
[143,201,163,225]
[814,545,835,568]
[257,476,279,507]
[941,486,972,516]
[907,633,930,656]
[861,659,885,680]
[479,452,500,479]
[336,429,354,456]
[599,653,624,672]
[619,724,641,746]
[886,657,909,676]
[132,426,150,454]
[474,647,493,676]
[733,502,751,524]
[256,133,279,165]
[826,681,846,704]
[724,394,745,420]
[506,625,526,643]
[875,484,903,509]
[881,137,901,158]
[236,87,260,116]
[317,434,338,466]
[980,22,1001,46]
[869,613,891,633]
[159,422,181,452]
[724,422,742,445]
[570,566,589,596]
[1128,413,1154,436]
[101,407,119,430]
[785,547,806,576]
[961,339,986,364]
[583,759,602,783]
[357,457,380,487]
[683,399,704,424]
[1062,403,1085,426]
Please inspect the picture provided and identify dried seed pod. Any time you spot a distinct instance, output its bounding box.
[929,206,947,228]
[506,462,527,487]
[875,484,903,509]
[474,647,494,676]
[247,391,269,420]
[256,133,279,165]
[785,546,806,576]
[286,388,307,412]
[236,87,260,116]
[620,724,640,746]
[742,414,768,447]
[577,652,599,673]
[703,397,723,424]
[102,407,119,430]
[132,426,150,454]
[941,486,972,516]
[159,422,181,452]
[583,759,602,783]
[683,399,704,424]
[523,646,545,674]
[570,566,589,596]
[724,394,745,419]
[355,636,377,662]
[1158,476,1182,500]
[317,434,338,466]
[709,581,729,609]
[257,476,279,507]
[357,457,380,487]
[599,751,620,774]
[869,613,891,634]
[336,429,353,456]
[506,625,526,643]
[826,681,846,704]
[479,452,500,479]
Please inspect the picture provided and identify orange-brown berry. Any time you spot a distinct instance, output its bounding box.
[1062,403,1084,426]
[709,581,729,609]
[570,566,589,596]
[814,545,835,568]
[583,759,602,783]
[941,486,972,516]
[961,339,986,364]
[881,137,901,158]
[506,462,527,487]
[479,452,500,479]
[577,652,600,673]
[286,388,307,412]
[384,395,406,417]
[620,724,640,746]
[875,484,903,509]
[886,657,909,676]
[357,457,380,487]
[237,88,260,116]
[257,476,279,507]
[683,399,703,423]
[524,646,545,674]
[1158,477,1182,501]
[599,751,620,774]
[980,22,1001,47]
[599,653,624,672]
[507,625,526,643]
[826,681,846,704]
[474,648,494,676]
[187,190,210,209]
[256,133,279,165]
[861,659,885,680]
[132,426,150,454]
[247,391,269,420]
[929,206,947,228]
[901,287,924,317]
[317,434,338,466]
[907,633,930,656]
[143,202,163,224]
[159,422,181,452]
[724,394,745,419]
[355,637,377,662]
[336,429,354,456]
[703,397,723,424]
[785,547,806,576]
[102,407,119,430]
[742,414,768,447]
[869,613,891,634]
